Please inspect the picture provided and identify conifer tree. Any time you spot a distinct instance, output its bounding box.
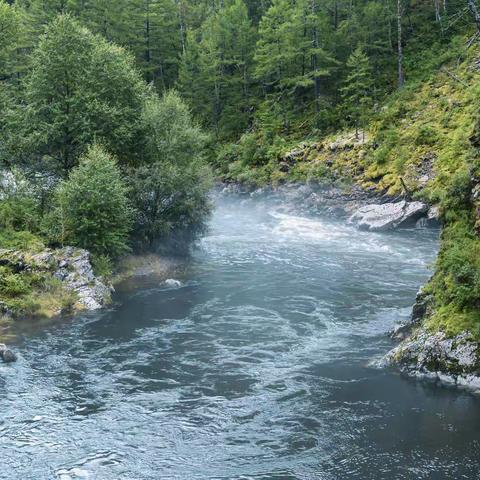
[341,46,373,140]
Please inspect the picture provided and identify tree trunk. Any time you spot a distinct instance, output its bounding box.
[468,0,480,33]
[397,0,405,88]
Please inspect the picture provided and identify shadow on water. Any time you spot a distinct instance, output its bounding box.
[1,192,480,480]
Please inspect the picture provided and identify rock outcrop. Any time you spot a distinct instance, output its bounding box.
[382,287,480,393]
[0,246,112,314]
[349,200,428,231]
[383,329,480,392]
[51,247,112,310]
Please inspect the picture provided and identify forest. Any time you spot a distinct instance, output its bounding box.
[1,1,480,335]
[3,1,480,477]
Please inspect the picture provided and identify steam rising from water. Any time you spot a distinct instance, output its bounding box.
[2,193,479,480]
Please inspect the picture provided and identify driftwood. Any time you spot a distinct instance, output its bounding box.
[441,67,469,87]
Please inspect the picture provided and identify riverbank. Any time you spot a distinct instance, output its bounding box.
[0,247,184,355]
[221,178,480,393]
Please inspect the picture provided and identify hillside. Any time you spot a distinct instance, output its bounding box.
[214,37,480,382]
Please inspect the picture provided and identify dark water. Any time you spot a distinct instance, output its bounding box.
[2,194,480,480]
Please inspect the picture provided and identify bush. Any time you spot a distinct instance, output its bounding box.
[141,90,209,166]
[130,161,212,252]
[415,125,439,146]
[131,90,213,252]
[45,144,133,258]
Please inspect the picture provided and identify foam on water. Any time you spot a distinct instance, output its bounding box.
[2,192,480,480]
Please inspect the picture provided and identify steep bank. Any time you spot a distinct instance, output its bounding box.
[217,41,480,387]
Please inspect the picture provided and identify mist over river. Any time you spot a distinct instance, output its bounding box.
[2,192,480,479]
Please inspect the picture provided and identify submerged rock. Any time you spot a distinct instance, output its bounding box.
[0,344,17,363]
[349,200,428,231]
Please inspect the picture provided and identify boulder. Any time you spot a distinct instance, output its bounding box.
[383,329,480,391]
[349,200,428,231]
[0,344,17,363]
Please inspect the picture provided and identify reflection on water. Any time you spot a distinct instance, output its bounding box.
[2,193,479,480]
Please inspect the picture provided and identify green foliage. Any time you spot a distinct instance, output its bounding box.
[427,218,480,336]
[0,229,44,251]
[91,254,113,279]
[14,14,147,175]
[178,0,256,138]
[142,90,209,166]
[415,125,439,146]
[132,91,213,251]
[0,262,76,317]
[0,169,43,242]
[130,161,212,251]
[341,47,373,135]
[0,0,22,78]
[45,144,134,258]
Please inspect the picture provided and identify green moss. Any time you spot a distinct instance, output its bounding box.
[214,35,480,340]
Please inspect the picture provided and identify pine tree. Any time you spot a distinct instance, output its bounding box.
[178,0,255,138]
[254,0,298,130]
[0,0,21,80]
[341,46,373,140]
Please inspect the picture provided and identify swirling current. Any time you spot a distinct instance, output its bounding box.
[2,192,480,479]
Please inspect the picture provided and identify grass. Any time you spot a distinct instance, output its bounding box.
[0,249,77,318]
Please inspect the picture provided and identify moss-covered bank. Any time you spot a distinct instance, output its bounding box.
[216,40,480,353]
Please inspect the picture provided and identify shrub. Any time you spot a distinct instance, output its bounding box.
[130,161,212,252]
[45,144,133,258]
[131,90,213,252]
[141,90,209,167]
[415,125,439,146]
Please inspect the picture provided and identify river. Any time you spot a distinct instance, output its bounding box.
[2,193,480,479]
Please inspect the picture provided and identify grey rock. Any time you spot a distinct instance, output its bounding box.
[0,343,17,363]
[54,248,112,311]
[349,200,428,231]
[383,329,480,392]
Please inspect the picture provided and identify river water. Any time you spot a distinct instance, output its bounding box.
[2,193,480,479]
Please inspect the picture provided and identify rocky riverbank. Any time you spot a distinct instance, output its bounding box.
[0,246,112,319]
[220,181,439,229]
[381,289,480,393]
[223,182,480,393]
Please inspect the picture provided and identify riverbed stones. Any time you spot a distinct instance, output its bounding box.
[349,200,428,231]
[0,344,17,363]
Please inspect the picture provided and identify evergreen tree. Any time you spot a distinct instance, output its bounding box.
[341,46,373,139]
[254,0,298,130]
[178,0,255,138]
[47,144,133,258]
[0,0,21,79]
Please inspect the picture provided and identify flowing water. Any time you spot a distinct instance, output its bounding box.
[2,193,480,480]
